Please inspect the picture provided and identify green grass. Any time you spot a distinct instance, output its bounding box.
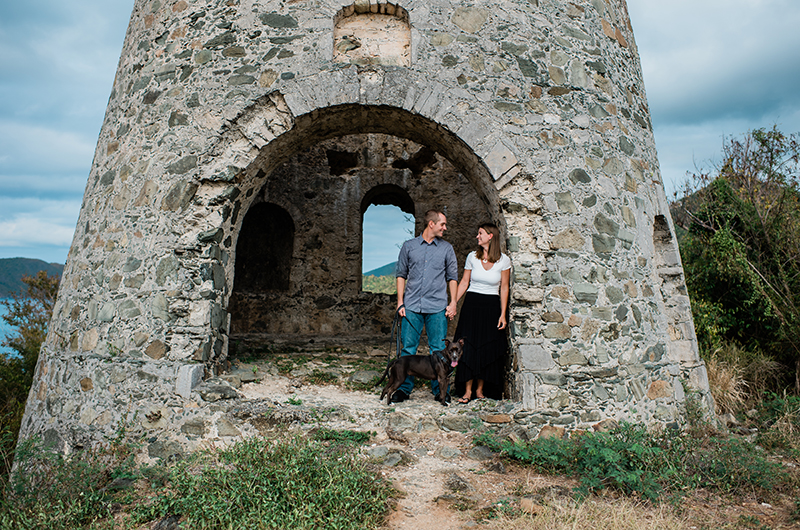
[313,428,375,445]
[136,436,391,529]
[362,275,395,294]
[475,422,792,501]
[305,369,340,385]
[1,432,392,530]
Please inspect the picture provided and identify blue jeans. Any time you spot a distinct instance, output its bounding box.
[397,309,448,396]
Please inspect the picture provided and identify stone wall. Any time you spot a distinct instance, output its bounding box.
[21,0,713,453]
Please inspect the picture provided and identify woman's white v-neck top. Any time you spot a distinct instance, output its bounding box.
[464,251,511,295]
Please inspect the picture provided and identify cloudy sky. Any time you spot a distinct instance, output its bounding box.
[1,0,799,269]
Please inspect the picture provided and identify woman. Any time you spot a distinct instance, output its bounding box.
[453,223,511,403]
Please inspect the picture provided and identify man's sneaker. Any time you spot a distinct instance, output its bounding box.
[390,389,409,403]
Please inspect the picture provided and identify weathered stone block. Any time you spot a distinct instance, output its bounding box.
[542,311,564,323]
[592,233,616,254]
[196,378,240,402]
[556,349,587,366]
[145,340,166,360]
[452,7,488,33]
[594,213,619,237]
[441,415,471,432]
[537,425,566,439]
[554,192,577,213]
[217,417,242,437]
[573,283,599,304]
[387,412,415,433]
[543,323,571,340]
[551,228,585,250]
[181,418,208,436]
[151,294,171,322]
[647,380,673,399]
[519,343,556,372]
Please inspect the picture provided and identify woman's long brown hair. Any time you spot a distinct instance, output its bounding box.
[475,223,501,263]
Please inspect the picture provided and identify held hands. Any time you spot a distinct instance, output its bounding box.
[445,302,457,320]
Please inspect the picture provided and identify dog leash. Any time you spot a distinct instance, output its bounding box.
[389,304,423,360]
[390,305,404,361]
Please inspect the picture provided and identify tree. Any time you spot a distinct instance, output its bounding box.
[672,127,800,392]
[1,270,60,479]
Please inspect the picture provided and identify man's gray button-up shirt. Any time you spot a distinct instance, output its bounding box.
[396,235,458,314]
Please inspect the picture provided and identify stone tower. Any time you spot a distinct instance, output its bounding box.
[21,0,713,451]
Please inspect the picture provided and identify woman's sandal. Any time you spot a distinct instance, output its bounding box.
[458,396,471,404]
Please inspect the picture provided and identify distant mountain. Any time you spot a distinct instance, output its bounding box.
[364,261,396,277]
[0,258,64,297]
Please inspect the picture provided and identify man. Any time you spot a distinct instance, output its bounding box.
[393,209,458,403]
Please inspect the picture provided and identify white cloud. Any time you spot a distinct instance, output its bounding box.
[0,214,76,248]
[628,0,800,195]
[0,120,96,176]
[0,196,79,264]
[629,0,800,125]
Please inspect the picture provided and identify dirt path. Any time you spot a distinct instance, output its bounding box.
[229,356,800,530]
[236,357,520,529]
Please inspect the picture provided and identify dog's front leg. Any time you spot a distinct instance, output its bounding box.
[438,374,450,406]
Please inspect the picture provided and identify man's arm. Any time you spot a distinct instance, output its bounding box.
[396,241,410,317]
[396,277,407,318]
[445,279,457,320]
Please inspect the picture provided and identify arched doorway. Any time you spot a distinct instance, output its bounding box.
[226,127,496,354]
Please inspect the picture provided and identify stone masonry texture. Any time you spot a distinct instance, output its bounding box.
[21,0,713,453]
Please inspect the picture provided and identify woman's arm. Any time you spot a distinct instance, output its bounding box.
[455,269,471,302]
[498,268,510,330]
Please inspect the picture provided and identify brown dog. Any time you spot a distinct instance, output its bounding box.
[378,338,464,406]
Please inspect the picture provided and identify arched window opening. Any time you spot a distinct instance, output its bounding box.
[362,203,414,293]
[233,202,294,292]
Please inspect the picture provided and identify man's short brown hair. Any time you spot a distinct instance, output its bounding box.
[424,209,443,226]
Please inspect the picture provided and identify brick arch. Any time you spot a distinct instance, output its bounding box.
[239,100,505,221]
[187,91,509,263]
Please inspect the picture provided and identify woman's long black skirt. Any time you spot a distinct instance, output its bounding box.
[453,292,508,400]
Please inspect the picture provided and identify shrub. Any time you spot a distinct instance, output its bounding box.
[672,127,800,391]
[705,355,748,415]
[755,391,800,453]
[0,434,135,529]
[477,423,791,500]
[0,272,60,481]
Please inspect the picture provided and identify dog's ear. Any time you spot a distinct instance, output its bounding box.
[457,338,464,346]
[445,339,451,347]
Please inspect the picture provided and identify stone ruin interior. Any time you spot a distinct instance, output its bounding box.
[227,133,493,355]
